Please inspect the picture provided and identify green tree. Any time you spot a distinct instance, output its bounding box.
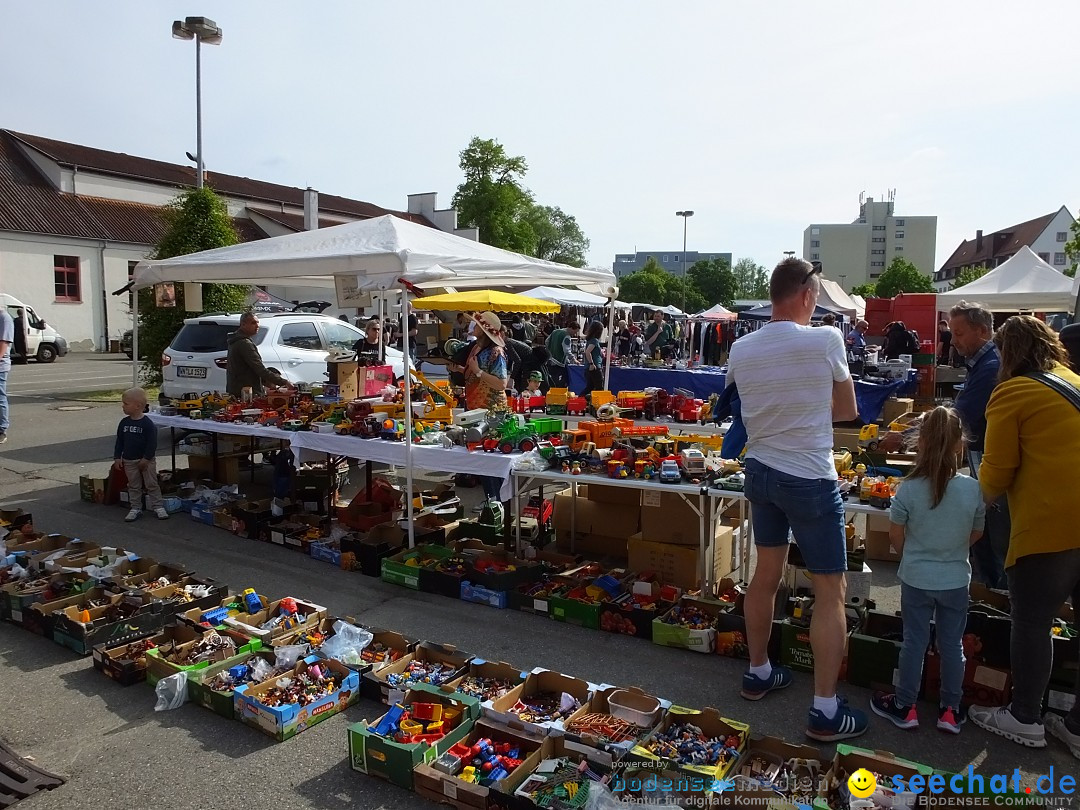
[618,257,668,305]
[451,137,536,255]
[850,283,877,298]
[138,186,250,386]
[687,258,737,308]
[949,265,989,291]
[731,257,769,300]
[664,276,707,313]
[1063,217,1080,278]
[526,204,589,267]
[873,257,935,298]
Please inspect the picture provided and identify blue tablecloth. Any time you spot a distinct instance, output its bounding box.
[569,365,913,424]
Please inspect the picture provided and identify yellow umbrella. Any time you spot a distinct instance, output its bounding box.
[410,289,560,314]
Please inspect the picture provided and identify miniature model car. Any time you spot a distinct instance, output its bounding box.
[659,459,682,484]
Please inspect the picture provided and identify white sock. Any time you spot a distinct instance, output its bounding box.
[748,662,772,680]
[814,695,840,719]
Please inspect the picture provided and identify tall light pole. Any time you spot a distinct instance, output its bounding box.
[839,274,847,292]
[172,17,223,189]
[676,210,694,313]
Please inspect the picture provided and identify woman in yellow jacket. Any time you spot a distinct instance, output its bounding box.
[968,316,1080,760]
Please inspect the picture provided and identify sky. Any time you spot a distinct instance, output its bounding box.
[2,1,1077,274]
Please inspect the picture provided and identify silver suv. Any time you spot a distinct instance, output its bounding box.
[160,313,404,398]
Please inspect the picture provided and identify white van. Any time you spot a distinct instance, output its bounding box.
[0,294,69,363]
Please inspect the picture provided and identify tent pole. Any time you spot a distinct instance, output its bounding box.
[132,288,139,388]
[603,297,616,391]
[400,286,415,549]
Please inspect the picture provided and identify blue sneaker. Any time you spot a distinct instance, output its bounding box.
[806,697,869,742]
[740,665,792,701]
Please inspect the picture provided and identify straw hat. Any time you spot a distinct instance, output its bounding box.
[473,311,505,347]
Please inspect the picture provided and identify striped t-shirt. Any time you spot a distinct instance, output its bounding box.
[726,322,849,480]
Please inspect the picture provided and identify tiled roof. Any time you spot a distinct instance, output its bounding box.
[939,211,1056,272]
[247,207,354,232]
[0,131,266,245]
[5,129,430,225]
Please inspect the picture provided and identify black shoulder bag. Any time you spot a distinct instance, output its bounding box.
[1024,371,1080,413]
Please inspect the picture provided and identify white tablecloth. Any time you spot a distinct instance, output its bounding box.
[149,412,289,441]
[289,431,517,500]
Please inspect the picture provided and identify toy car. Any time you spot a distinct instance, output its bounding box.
[659,459,682,484]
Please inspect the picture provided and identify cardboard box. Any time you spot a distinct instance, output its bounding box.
[630,707,748,781]
[561,685,667,767]
[780,619,850,678]
[186,650,278,719]
[818,745,932,808]
[341,524,403,576]
[413,719,544,810]
[552,488,640,553]
[613,767,715,808]
[79,475,108,504]
[924,652,1012,707]
[714,735,824,808]
[652,597,729,654]
[144,626,260,685]
[103,560,191,591]
[460,581,507,609]
[381,544,455,590]
[714,616,785,662]
[224,597,328,643]
[2,573,93,625]
[628,528,734,591]
[187,454,240,485]
[882,397,914,425]
[360,364,394,396]
[598,577,674,640]
[584,483,642,507]
[639,489,707,546]
[365,641,474,705]
[177,592,269,630]
[348,683,481,790]
[231,498,273,539]
[497,735,612,810]
[447,659,527,708]
[787,561,873,605]
[485,668,594,736]
[327,358,359,401]
[846,610,904,690]
[833,428,862,451]
[356,628,419,700]
[190,503,216,526]
[235,656,360,741]
[865,529,901,563]
[48,591,168,655]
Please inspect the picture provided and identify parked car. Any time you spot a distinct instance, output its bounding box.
[121,329,133,359]
[160,313,405,399]
[1,293,69,363]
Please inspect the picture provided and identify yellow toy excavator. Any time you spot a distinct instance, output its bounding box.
[409,368,455,423]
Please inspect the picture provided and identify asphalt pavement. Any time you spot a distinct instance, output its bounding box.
[0,380,1074,808]
[7,352,137,399]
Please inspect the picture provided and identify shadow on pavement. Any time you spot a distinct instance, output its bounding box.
[293,756,431,810]
[0,436,115,466]
[0,625,77,672]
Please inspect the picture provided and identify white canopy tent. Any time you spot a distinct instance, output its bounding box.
[631,303,686,317]
[519,285,631,309]
[818,278,859,320]
[132,214,619,548]
[850,295,867,319]
[692,304,736,321]
[936,246,1076,312]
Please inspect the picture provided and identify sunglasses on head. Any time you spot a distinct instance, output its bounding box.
[802,263,822,285]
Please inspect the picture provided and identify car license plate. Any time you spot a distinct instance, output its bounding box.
[176,366,207,379]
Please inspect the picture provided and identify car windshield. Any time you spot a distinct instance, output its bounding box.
[170,323,267,353]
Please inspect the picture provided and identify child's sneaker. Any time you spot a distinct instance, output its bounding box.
[937,705,964,734]
[871,693,919,730]
[124,509,141,522]
[154,507,169,520]
[740,665,792,701]
[807,697,869,742]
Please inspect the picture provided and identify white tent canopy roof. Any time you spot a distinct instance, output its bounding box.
[631,303,686,316]
[691,304,737,320]
[818,278,859,319]
[133,214,617,296]
[850,295,867,319]
[519,285,630,309]
[936,246,1076,312]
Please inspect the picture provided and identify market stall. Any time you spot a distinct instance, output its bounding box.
[133,214,619,546]
[936,245,1077,312]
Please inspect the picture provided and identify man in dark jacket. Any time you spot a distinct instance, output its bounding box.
[226,313,291,397]
[505,337,550,392]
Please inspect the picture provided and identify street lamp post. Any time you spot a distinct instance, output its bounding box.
[676,210,694,314]
[839,274,847,292]
[172,16,223,189]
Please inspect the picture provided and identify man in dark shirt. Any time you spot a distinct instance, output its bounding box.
[226,313,291,397]
[644,310,673,357]
[949,300,1006,587]
[937,319,953,366]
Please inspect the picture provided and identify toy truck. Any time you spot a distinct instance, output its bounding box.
[858,424,881,451]
[678,448,707,478]
[659,459,682,484]
[565,395,588,416]
[615,390,649,417]
[526,416,563,438]
[670,393,705,423]
[545,388,570,415]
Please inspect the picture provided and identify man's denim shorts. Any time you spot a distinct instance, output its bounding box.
[743,457,847,575]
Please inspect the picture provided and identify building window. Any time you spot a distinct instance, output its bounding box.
[871,249,885,255]
[872,237,885,243]
[1038,252,1051,263]
[870,272,881,278]
[871,261,885,267]
[811,253,819,260]
[662,255,669,263]
[1058,231,1068,242]
[895,219,906,226]
[811,227,820,235]
[54,255,81,302]
[872,225,885,231]
[1054,252,1066,265]
[895,231,905,239]
[811,240,820,248]
[895,246,904,252]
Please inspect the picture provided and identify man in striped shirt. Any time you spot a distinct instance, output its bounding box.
[726,257,864,742]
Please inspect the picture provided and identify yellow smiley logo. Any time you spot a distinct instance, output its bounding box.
[847,768,878,799]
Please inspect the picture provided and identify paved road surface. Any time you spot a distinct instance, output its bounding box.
[8,353,137,399]
[0,394,1073,808]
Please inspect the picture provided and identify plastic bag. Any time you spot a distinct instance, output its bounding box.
[154,671,188,711]
[249,657,274,684]
[274,644,308,669]
[319,621,373,666]
[511,450,547,472]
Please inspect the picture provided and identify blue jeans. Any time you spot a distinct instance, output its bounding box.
[480,475,502,501]
[897,581,968,708]
[742,458,846,574]
[0,369,8,432]
[967,450,1008,587]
